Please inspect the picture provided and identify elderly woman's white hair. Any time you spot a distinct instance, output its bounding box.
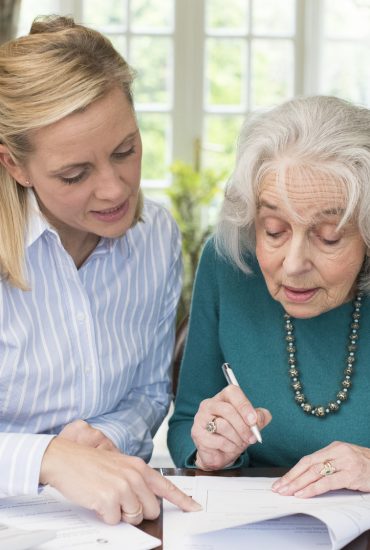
[216,95,370,293]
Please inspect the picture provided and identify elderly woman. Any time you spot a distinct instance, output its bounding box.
[168,95,370,498]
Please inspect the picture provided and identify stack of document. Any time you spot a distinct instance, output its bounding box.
[0,487,160,549]
[164,476,370,550]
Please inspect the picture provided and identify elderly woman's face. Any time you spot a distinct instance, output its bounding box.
[255,171,367,318]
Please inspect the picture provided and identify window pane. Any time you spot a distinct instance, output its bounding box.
[130,37,172,105]
[203,115,243,175]
[138,113,170,180]
[109,35,127,57]
[252,0,295,36]
[324,0,370,39]
[131,0,173,31]
[251,39,294,108]
[321,42,370,105]
[18,0,61,35]
[206,0,249,33]
[206,39,246,107]
[82,0,126,27]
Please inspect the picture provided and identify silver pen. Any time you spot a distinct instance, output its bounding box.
[221,362,262,444]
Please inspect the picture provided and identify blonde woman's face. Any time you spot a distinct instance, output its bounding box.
[20,87,142,257]
[255,172,366,319]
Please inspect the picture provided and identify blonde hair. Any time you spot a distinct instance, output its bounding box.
[216,96,370,292]
[0,15,142,289]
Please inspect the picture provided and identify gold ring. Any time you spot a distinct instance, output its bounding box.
[319,460,336,476]
[206,417,217,434]
[122,504,143,518]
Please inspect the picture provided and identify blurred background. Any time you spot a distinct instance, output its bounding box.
[2,0,370,464]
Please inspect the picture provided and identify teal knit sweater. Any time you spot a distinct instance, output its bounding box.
[167,239,370,468]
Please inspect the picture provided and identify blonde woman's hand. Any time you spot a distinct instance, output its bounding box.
[59,419,118,452]
[191,385,272,471]
[272,441,370,497]
[40,438,202,525]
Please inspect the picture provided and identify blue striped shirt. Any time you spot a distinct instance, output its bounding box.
[0,191,182,497]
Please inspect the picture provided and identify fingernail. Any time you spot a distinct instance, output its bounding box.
[295,490,304,498]
[272,480,281,491]
[189,499,203,512]
[247,413,256,424]
[278,484,289,495]
[248,434,257,444]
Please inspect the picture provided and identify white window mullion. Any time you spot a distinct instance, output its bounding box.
[172,0,204,168]
[302,0,323,95]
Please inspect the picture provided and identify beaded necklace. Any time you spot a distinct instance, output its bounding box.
[284,293,363,417]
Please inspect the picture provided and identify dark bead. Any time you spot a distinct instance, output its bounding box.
[303,403,312,413]
[315,406,326,417]
[288,358,297,365]
[295,394,305,403]
[284,313,290,319]
[353,312,361,319]
[287,345,296,352]
[329,401,339,411]
[347,356,355,364]
[289,368,299,377]
[351,322,359,330]
[350,333,359,340]
[292,381,302,391]
[348,344,357,351]
[344,366,354,375]
[342,379,352,388]
[286,335,295,342]
[337,390,348,401]
[285,323,293,332]
[354,301,362,308]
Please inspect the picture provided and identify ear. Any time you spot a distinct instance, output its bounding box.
[0,144,29,187]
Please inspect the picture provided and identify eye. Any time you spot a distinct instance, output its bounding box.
[113,146,135,160]
[265,230,284,239]
[321,237,341,246]
[316,226,342,246]
[60,172,85,185]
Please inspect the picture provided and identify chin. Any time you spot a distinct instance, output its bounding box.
[283,304,321,319]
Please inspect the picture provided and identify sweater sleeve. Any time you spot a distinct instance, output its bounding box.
[168,239,248,467]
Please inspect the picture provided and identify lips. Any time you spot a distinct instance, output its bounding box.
[91,199,129,222]
[283,286,319,303]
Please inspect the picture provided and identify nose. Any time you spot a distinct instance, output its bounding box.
[94,165,124,201]
[282,235,313,277]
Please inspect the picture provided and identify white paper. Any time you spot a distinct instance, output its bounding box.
[0,487,161,549]
[0,522,55,550]
[163,476,370,550]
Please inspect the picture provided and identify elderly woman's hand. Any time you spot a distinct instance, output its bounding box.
[191,385,272,470]
[272,441,370,497]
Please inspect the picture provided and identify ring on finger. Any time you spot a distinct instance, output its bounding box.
[121,503,143,519]
[206,417,217,434]
[319,460,336,477]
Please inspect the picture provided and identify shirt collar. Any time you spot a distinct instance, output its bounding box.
[25,189,131,260]
[25,190,58,248]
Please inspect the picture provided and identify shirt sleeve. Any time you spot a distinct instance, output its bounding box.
[0,433,55,497]
[167,239,250,468]
[89,219,183,461]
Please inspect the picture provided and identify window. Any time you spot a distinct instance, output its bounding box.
[18,0,370,193]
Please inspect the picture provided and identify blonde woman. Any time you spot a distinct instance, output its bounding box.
[0,16,200,524]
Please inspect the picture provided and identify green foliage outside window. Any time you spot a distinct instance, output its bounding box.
[165,161,226,322]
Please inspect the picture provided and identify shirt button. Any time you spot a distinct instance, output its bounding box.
[77,312,86,322]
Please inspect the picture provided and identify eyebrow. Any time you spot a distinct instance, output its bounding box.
[48,130,139,174]
[257,200,345,218]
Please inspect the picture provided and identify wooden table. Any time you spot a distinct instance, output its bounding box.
[138,467,370,549]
